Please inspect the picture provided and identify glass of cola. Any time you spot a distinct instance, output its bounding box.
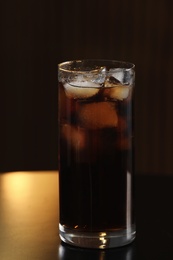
[58,60,136,249]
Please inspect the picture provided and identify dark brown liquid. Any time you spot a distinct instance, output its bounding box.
[58,82,134,232]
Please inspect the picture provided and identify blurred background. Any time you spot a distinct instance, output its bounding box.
[1,0,173,174]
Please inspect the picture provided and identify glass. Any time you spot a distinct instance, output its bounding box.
[58,242,135,259]
[58,60,136,249]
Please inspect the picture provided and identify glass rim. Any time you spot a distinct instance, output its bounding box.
[58,59,135,73]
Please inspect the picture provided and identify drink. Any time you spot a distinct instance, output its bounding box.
[58,60,135,248]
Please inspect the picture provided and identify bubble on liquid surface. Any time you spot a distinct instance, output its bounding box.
[78,102,118,129]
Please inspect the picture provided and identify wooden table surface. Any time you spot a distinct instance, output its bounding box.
[0,171,173,260]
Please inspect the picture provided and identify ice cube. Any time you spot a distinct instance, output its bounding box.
[91,66,107,84]
[104,76,121,87]
[108,68,124,82]
[62,124,86,150]
[64,81,100,99]
[104,76,129,100]
[78,102,118,129]
[109,85,130,100]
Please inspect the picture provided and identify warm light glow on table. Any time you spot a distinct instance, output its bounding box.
[0,171,59,259]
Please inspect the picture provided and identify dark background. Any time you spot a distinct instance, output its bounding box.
[1,0,173,174]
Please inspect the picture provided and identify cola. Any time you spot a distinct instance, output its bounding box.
[58,60,135,248]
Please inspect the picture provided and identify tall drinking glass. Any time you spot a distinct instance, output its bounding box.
[58,60,135,249]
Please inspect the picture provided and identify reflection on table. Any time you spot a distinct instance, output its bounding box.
[1,171,173,260]
[58,241,135,260]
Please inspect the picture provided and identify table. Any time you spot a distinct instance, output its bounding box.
[0,171,173,260]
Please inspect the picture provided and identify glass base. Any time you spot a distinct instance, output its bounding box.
[59,224,136,249]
